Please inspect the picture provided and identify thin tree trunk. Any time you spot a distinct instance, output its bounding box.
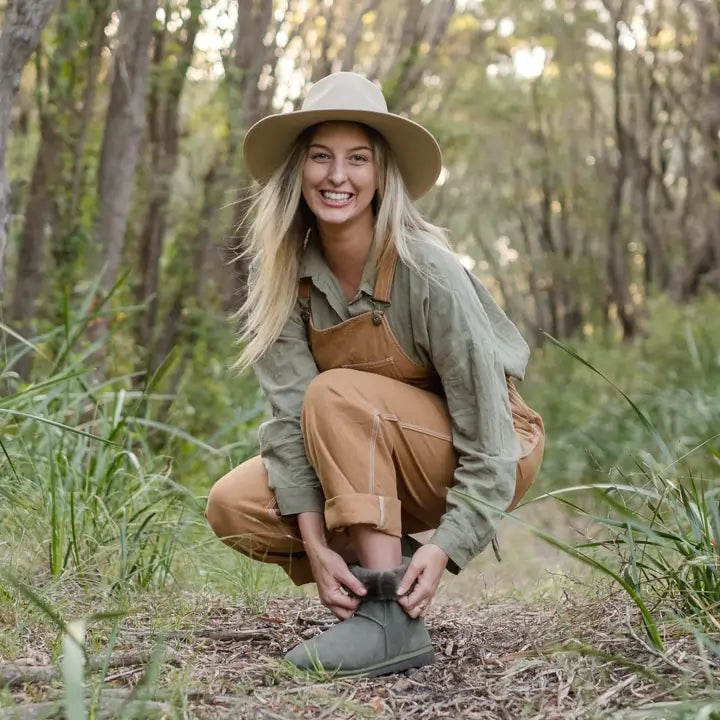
[9,113,61,378]
[154,164,219,373]
[603,0,637,338]
[135,0,200,360]
[95,0,157,293]
[0,0,59,296]
[51,1,111,309]
[340,0,381,71]
[222,0,274,311]
[677,0,720,296]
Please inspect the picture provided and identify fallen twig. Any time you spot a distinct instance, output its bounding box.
[0,648,178,688]
[596,673,637,708]
[128,628,270,641]
[0,695,172,719]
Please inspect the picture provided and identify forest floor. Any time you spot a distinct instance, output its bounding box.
[2,504,719,719]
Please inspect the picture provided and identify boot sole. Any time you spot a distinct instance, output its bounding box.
[334,647,435,678]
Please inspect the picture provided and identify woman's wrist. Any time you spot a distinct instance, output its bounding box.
[297,511,327,555]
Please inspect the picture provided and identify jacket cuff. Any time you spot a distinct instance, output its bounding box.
[429,522,495,573]
[274,486,325,516]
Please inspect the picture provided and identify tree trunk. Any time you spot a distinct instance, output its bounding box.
[95,0,157,293]
[604,0,637,338]
[154,164,219,371]
[9,113,61,378]
[680,0,720,295]
[221,0,275,311]
[134,0,201,363]
[0,0,58,296]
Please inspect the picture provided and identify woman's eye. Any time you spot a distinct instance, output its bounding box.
[311,152,330,160]
[351,155,369,163]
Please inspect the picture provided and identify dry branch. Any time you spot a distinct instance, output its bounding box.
[0,647,178,688]
[0,695,172,720]
[127,628,271,641]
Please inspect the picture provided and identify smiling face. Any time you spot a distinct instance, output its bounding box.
[301,122,378,235]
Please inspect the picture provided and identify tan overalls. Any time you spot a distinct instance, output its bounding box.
[205,248,545,585]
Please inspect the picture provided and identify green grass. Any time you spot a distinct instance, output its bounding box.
[1,291,720,716]
[0,289,296,714]
[492,296,720,651]
[522,293,720,496]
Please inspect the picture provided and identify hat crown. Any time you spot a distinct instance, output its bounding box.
[301,72,388,114]
[243,72,441,199]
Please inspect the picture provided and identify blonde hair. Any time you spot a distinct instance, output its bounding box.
[235,123,449,368]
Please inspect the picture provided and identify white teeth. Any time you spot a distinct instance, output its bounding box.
[322,191,351,201]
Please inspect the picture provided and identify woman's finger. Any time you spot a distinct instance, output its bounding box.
[329,587,360,611]
[337,569,367,598]
[397,561,422,597]
[401,580,436,617]
[405,581,429,606]
[331,605,355,620]
[327,591,360,619]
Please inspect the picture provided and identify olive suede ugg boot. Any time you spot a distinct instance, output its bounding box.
[284,561,435,677]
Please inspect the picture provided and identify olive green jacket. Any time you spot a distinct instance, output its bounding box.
[253,232,531,570]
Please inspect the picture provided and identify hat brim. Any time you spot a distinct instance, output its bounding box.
[243,109,442,200]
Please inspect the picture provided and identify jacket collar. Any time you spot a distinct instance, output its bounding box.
[299,231,378,301]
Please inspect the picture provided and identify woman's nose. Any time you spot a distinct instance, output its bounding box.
[328,160,347,184]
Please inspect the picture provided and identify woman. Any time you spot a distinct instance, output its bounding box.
[206,72,544,677]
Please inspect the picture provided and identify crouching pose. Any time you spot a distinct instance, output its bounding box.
[206,72,544,677]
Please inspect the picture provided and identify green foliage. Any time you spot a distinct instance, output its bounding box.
[523,294,720,495]
[0,360,190,589]
[504,297,720,644]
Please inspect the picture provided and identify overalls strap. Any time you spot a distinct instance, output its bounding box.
[297,277,312,322]
[298,277,312,300]
[373,246,399,303]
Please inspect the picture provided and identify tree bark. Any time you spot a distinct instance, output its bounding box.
[382,0,456,114]
[603,0,637,338]
[153,163,220,409]
[340,0,381,71]
[679,0,720,295]
[50,1,111,313]
[10,0,82,380]
[221,0,275,311]
[95,0,157,293]
[135,0,201,362]
[8,113,61,378]
[0,0,59,296]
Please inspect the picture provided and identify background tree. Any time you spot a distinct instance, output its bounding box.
[1,0,719,392]
[0,0,58,294]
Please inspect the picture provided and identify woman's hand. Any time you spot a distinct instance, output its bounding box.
[396,544,448,618]
[297,512,367,620]
[306,545,367,620]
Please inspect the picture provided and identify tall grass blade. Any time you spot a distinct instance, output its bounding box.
[133,417,220,453]
[543,332,672,462]
[0,435,20,483]
[62,620,87,720]
[142,345,179,399]
[450,488,665,649]
[0,321,51,361]
[0,370,88,403]
[0,409,117,444]
[49,443,63,577]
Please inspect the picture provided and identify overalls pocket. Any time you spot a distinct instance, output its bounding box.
[340,357,405,382]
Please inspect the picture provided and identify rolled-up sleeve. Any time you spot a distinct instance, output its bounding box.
[414,253,519,569]
[253,306,324,515]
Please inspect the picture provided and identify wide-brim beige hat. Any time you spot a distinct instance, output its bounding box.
[243,72,442,200]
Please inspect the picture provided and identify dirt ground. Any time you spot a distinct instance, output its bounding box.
[5,590,716,720]
[2,503,718,719]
